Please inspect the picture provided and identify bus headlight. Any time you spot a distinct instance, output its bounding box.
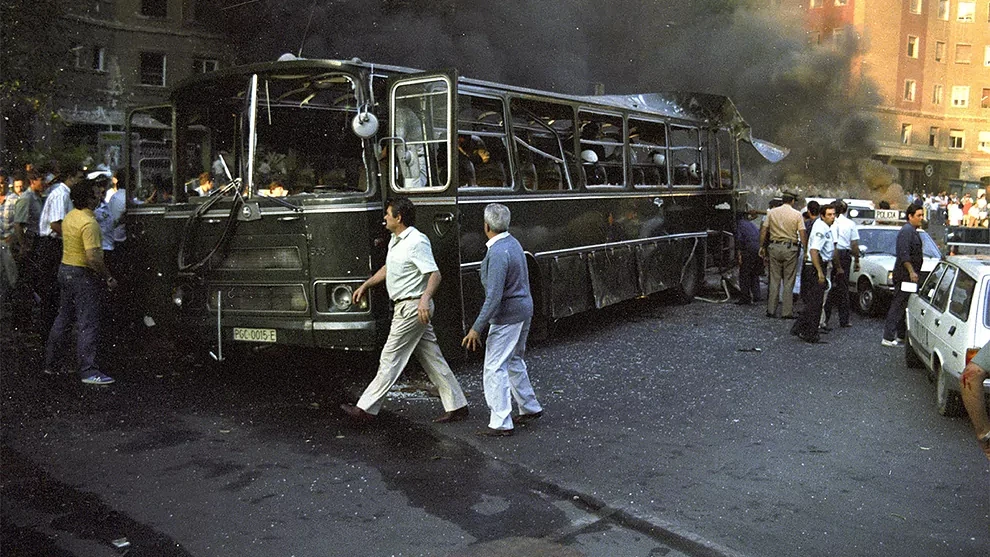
[331,285,354,311]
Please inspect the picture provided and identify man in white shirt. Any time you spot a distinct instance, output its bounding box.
[341,197,468,424]
[791,203,835,344]
[36,167,80,345]
[825,200,860,329]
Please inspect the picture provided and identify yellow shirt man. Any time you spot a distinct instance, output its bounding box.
[61,208,101,268]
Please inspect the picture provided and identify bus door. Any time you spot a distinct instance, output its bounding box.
[386,72,464,357]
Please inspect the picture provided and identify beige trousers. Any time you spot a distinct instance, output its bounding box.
[357,299,467,415]
[767,242,799,317]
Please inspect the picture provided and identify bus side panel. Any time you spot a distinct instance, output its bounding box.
[588,246,638,309]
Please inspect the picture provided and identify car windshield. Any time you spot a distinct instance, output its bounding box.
[860,228,941,259]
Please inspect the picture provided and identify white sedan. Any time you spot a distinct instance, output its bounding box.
[848,225,942,315]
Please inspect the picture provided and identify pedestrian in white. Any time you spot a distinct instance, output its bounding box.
[341,197,468,424]
[462,204,542,437]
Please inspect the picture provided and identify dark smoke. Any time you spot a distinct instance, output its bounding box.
[230,0,881,188]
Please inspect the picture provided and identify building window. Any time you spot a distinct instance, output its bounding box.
[939,0,950,19]
[910,0,923,13]
[832,27,846,46]
[955,43,972,63]
[985,45,990,65]
[835,0,848,5]
[809,31,822,45]
[935,41,946,61]
[958,0,976,20]
[951,86,970,107]
[141,0,167,18]
[907,36,919,58]
[930,127,940,147]
[92,47,105,72]
[70,45,83,68]
[902,124,913,144]
[810,0,823,8]
[193,58,219,73]
[139,52,166,87]
[905,80,917,101]
[933,84,944,104]
[950,129,965,149]
[979,131,990,154]
[982,88,990,108]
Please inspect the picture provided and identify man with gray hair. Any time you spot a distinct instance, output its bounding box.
[462,203,543,437]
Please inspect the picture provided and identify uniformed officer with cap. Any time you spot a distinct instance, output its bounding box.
[758,191,807,319]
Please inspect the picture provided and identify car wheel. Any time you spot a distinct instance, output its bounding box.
[904,335,924,369]
[857,279,877,316]
[935,364,964,417]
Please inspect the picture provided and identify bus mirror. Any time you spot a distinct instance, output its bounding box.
[352,112,379,138]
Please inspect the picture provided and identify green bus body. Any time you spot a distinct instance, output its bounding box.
[123,58,779,360]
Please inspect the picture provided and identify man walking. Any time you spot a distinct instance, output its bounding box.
[882,203,925,347]
[462,204,543,437]
[825,200,859,329]
[44,175,116,384]
[759,191,807,319]
[342,197,468,423]
[791,203,835,344]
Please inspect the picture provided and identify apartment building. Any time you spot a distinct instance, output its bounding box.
[788,0,990,191]
[56,0,232,161]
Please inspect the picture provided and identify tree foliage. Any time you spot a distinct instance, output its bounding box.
[0,0,72,166]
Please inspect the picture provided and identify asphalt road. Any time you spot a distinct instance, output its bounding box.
[2,289,988,556]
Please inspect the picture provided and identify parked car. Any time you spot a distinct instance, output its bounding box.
[849,224,942,315]
[905,255,990,416]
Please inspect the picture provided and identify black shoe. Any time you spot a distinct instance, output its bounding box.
[766,312,775,318]
[340,404,375,424]
[781,315,796,320]
[433,406,469,423]
[819,326,833,333]
[799,333,825,344]
[476,428,513,437]
[840,323,852,328]
[512,411,543,425]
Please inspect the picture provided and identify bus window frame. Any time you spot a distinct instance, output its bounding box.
[456,91,514,193]
[577,108,627,190]
[388,74,454,194]
[669,122,703,189]
[508,98,575,193]
[626,116,671,191]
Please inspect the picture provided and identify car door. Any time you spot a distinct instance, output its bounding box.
[911,262,947,353]
[924,264,957,366]
[940,270,977,377]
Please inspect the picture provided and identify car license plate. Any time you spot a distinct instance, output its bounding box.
[233,327,277,343]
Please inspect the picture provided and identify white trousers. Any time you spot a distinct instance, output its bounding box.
[483,320,542,431]
[357,300,467,415]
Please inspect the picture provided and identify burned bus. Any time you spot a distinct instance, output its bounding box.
[123,56,785,360]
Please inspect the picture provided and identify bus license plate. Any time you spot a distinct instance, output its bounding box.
[233,327,277,343]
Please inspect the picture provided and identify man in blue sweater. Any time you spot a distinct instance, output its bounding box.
[462,204,543,437]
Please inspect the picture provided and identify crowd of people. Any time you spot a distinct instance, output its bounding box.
[0,163,126,385]
[745,193,988,460]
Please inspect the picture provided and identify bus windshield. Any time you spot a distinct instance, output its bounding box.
[174,71,369,200]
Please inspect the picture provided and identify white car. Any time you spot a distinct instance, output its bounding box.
[905,255,990,416]
[848,224,942,315]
